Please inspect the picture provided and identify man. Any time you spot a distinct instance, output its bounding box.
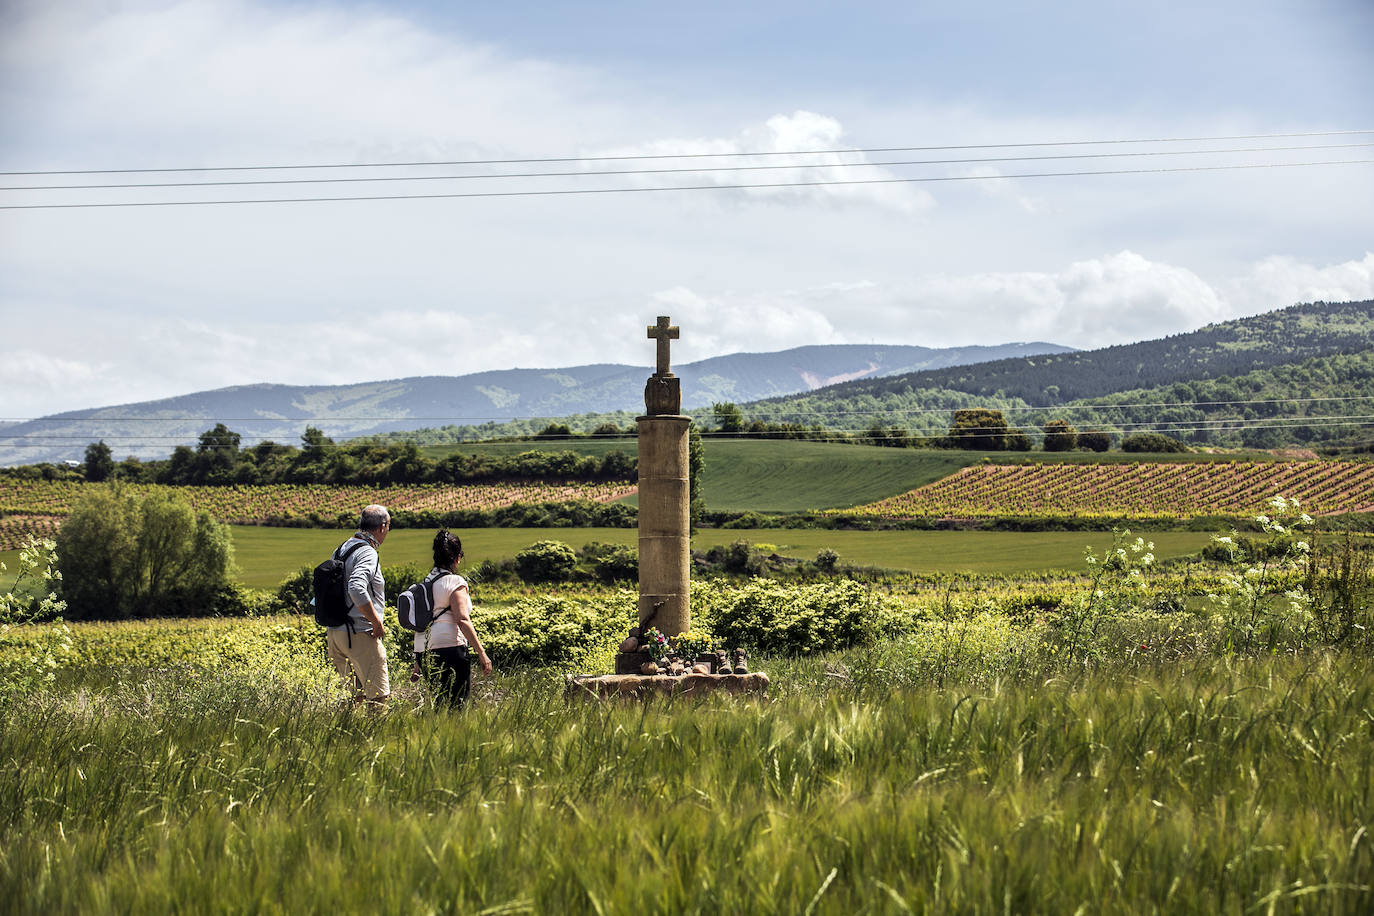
[326,504,391,703]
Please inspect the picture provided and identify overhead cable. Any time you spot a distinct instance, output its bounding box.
[4,129,1371,176]
[5,142,1370,192]
[3,159,1371,210]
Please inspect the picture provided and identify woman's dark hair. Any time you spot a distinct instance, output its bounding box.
[432,529,463,570]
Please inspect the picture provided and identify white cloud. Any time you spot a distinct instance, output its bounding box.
[586,110,936,214]
[1221,253,1374,316]
[0,351,106,417]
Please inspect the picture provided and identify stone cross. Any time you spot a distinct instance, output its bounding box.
[647,316,679,377]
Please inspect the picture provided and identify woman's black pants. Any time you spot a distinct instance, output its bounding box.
[417,646,471,708]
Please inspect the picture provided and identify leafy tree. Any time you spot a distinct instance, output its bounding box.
[536,423,572,439]
[712,402,745,434]
[948,409,1010,450]
[1077,429,1112,452]
[83,441,115,482]
[1122,432,1189,453]
[195,423,241,485]
[689,423,705,525]
[56,486,235,620]
[1042,420,1078,452]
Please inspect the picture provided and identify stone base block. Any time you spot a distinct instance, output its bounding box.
[564,672,770,700]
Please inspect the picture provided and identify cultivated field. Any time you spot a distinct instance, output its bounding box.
[847,460,1374,519]
[0,478,635,540]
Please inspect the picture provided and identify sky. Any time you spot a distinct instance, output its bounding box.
[1,0,1372,419]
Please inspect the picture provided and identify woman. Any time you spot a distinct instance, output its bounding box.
[414,530,492,708]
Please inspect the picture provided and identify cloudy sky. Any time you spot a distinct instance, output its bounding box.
[1,0,1371,418]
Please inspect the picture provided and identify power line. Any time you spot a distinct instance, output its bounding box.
[4,129,1371,177]
[6,142,1369,192]
[3,158,1370,211]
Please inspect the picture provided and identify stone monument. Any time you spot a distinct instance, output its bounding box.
[636,316,691,640]
[565,316,768,698]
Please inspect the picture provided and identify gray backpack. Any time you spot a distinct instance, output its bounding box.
[397,570,449,632]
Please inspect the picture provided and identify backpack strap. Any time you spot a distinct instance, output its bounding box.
[336,540,370,646]
[426,569,451,621]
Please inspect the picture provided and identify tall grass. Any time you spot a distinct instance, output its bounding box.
[2,652,1370,914]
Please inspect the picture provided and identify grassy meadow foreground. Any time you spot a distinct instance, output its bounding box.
[2,651,1370,914]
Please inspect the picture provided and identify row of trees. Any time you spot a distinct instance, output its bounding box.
[706,403,1164,453]
[75,425,637,487]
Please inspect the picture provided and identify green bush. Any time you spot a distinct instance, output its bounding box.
[699,579,906,655]
[515,540,578,583]
[473,592,631,667]
[579,542,638,582]
[56,485,235,620]
[1122,432,1189,453]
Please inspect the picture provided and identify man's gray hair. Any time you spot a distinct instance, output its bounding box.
[359,504,390,532]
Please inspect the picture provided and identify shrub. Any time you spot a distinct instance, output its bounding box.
[700,579,905,655]
[1122,432,1189,453]
[580,543,638,582]
[1042,420,1078,452]
[0,535,72,698]
[473,592,631,667]
[515,540,578,583]
[56,486,235,620]
[1077,429,1111,452]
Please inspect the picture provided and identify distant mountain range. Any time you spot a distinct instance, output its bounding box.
[743,299,1374,451]
[0,342,1071,464]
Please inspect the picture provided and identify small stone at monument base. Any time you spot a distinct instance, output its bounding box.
[640,661,659,675]
[691,663,711,675]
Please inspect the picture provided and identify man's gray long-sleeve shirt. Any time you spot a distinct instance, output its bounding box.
[330,534,385,635]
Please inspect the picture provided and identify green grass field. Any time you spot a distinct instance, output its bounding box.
[219,526,1213,588]
[1,526,1214,592]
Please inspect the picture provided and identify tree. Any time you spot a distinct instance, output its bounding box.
[1122,432,1189,453]
[688,423,705,525]
[83,441,115,482]
[1042,420,1078,452]
[712,402,745,434]
[56,486,235,620]
[1077,429,1112,452]
[948,409,1010,450]
[195,423,241,485]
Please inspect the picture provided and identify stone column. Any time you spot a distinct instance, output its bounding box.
[637,413,691,636]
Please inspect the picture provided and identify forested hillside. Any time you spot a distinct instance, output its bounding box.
[776,299,1374,407]
[734,300,1374,449]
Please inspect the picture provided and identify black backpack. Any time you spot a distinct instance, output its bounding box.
[312,540,367,627]
[397,569,450,632]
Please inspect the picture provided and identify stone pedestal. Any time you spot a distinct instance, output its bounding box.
[565,672,771,700]
[635,413,691,637]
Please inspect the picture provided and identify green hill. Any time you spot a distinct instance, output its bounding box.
[737,301,1374,450]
